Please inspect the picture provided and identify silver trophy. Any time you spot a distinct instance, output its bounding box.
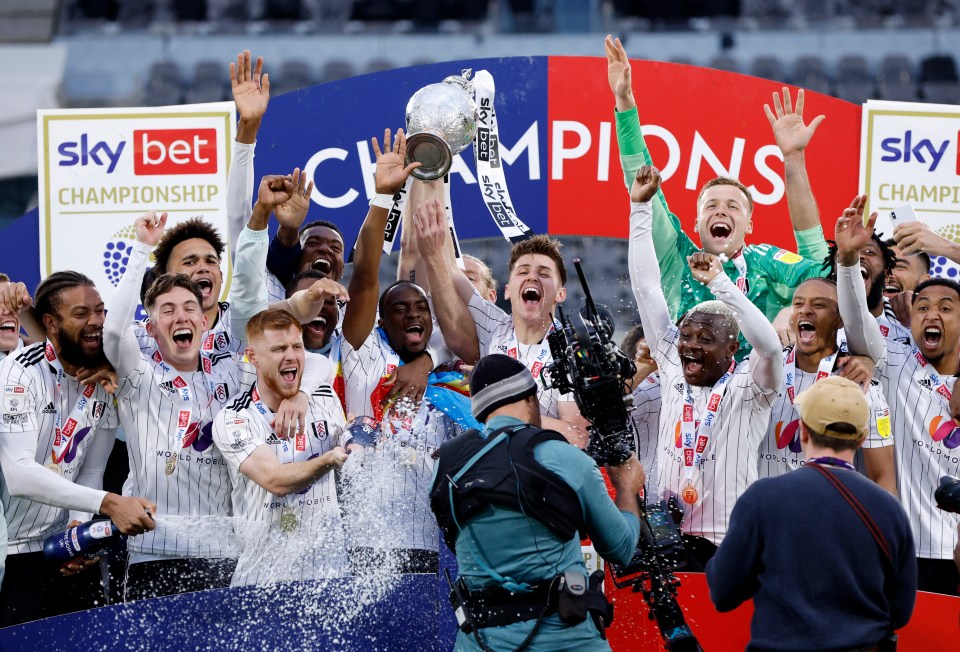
[405,69,478,181]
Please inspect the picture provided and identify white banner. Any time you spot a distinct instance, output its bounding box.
[860,99,960,276]
[37,103,236,307]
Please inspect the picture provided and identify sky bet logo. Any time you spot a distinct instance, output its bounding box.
[58,129,217,175]
[880,130,957,173]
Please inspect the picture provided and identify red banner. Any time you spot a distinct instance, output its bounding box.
[548,58,862,248]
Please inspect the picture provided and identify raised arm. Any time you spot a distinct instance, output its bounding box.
[397,178,444,287]
[412,198,480,364]
[689,253,784,391]
[227,50,270,255]
[607,35,694,317]
[764,87,829,262]
[628,166,674,350]
[835,195,886,362]
[230,172,309,347]
[104,212,167,379]
[342,128,420,350]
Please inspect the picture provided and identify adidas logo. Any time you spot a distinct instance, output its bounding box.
[917,378,933,390]
[41,402,56,414]
[674,383,684,393]
[265,433,282,445]
[158,381,176,393]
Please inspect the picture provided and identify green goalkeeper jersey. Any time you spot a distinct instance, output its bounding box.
[616,107,830,360]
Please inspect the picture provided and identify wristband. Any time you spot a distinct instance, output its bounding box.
[369,193,395,209]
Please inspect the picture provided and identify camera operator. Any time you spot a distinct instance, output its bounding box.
[706,376,916,651]
[430,355,644,651]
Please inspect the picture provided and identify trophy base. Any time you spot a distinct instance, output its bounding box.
[406,132,452,181]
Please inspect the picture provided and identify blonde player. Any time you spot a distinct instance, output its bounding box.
[837,200,960,596]
[213,310,349,586]
[629,166,783,568]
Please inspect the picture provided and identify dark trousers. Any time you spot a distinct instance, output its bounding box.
[349,547,439,574]
[680,535,718,572]
[124,557,237,602]
[917,557,960,596]
[0,551,105,626]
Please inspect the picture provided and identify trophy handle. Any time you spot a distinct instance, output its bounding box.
[405,132,453,181]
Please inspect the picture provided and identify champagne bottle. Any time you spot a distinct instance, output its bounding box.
[42,520,120,567]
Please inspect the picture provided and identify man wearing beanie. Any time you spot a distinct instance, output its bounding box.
[430,354,645,652]
[706,376,916,652]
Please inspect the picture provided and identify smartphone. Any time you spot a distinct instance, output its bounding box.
[889,204,918,226]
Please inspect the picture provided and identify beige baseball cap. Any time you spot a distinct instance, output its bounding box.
[793,375,868,440]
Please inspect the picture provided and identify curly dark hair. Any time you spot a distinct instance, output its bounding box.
[152,217,225,274]
[35,271,98,320]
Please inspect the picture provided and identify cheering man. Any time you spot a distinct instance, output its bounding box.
[629,165,783,567]
[837,202,960,596]
[0,272,155,624]
[606,35,826,360]
[104,211,324,600]
[213,310,349,586]
[759,271,896,493]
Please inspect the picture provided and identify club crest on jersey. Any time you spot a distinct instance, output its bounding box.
[311,421,328,441]
[92,401,106,422]
[214,383,228,403]
[215,332,228,351]
[3,385,26,414]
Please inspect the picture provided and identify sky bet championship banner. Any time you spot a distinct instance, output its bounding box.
[861,99,960,277]
[36,103,235,306]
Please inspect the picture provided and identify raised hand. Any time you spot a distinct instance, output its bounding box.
[274,167,314,231]
[412,198,447,260]
[763,87,825,158]
[230,50,270,123]
[687,251,724,286]
[372,128,421,196]
[630,165,661,203]
[134,211,168,247]
[286,278,349,324]
[894,220,958,259]
[0,281,32,316]
[604,34,634,110]
[834,194,877,264]
[256,174,294,213]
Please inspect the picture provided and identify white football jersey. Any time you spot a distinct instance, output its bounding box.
[651,328,777,545]
[759,350,893,479]
[629,373,662,499]
[117,352,252,560]
[879,341,960,559]
[0,342,118,553]
[213,384,348,586]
